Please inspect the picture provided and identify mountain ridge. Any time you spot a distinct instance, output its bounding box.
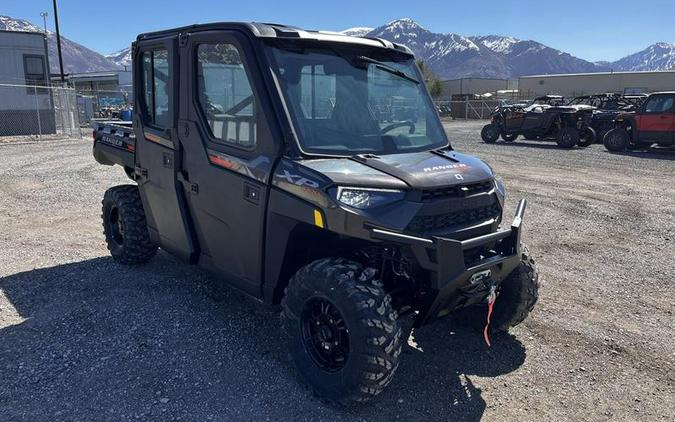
[0,15,120,74]
[2,15,674,78]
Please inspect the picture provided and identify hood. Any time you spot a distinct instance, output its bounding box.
[301,150,494,190]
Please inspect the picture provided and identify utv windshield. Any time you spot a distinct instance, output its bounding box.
[268,43,448,156]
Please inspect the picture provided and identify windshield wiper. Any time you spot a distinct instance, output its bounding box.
[355,56,420,85]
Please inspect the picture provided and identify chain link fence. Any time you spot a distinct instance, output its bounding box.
[74,88,132,125]
[435,100,503,120]
[0,83,82,141]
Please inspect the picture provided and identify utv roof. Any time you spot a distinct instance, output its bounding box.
[136,22,413,55]
[573,93,619,98]
[534,95,563,100]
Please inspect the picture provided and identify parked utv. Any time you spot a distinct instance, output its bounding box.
[603,92,675,152]
[481,95,596,148]
[93,22,539,405]
[567,93,647,142]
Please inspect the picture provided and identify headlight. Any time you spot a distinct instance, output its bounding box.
[494,178,506,206]
[336,187,405,209]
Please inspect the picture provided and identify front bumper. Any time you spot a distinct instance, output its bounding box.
[369,199,527,326]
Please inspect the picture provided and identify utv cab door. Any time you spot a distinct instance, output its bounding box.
[521,107,547,131]
[133,37,196,261]
[638,94,675,143]
[176,31,279,297]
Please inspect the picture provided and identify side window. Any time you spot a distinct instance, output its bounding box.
[140,49,170,128]
[23,55,47,94]
[196,43,256,149]
[644,95,674,114]
[299,65,336,119]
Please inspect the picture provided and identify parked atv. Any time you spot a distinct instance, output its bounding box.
[93,22,539,405]
[567,93,647,142]
[603,92,675,152]
[482,95,596,148]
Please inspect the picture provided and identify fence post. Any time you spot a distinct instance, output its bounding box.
[465,98,468,120]
[33,86,42,138]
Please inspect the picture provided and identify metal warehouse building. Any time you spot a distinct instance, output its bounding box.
[519,70,675,98]
[0,30,55,135]
[439,77,515,99]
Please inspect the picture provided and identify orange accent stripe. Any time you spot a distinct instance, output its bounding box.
[126,144,135,152]
[144,132,164,144]
[208,154,237,170]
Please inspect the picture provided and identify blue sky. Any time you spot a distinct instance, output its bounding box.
[4,0,675,61]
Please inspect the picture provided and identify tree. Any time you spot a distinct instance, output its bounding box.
[416,60,443,99]
[427,78,442,99]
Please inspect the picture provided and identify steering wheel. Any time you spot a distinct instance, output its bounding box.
[379,121,415,135]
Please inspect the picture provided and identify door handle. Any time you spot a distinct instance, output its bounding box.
[244,183,260,204]
[177,172,198,195]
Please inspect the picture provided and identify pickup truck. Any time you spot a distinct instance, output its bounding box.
[603,91,675,152]
[92,22,539,405]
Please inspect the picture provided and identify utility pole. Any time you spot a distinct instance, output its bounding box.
[40,11,48,34]
[52,0,65,84]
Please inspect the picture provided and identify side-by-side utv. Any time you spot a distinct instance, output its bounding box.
[93,22,539,405]
[481,95,596,148]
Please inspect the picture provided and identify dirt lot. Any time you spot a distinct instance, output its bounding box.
[1,120,673,421]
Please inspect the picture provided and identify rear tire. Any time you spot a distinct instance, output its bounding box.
[281,258,402,405]
[501,133,518,142]
[577,127,596,148]
[556,127,579,148]
[102,185,157,265]
[491,247,540,330]
[481,124,500,143]
[603,128,630,152]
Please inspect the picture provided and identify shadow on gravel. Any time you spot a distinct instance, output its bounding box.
[605,149,675,161]
[0,254,525,421]
[488,141,576,150]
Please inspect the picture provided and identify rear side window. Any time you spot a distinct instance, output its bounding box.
[140,49,170,128]
[196,43,256,149]
[644,95,674,114]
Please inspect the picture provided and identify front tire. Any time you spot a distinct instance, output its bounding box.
[481,124,500,143]
[556,127,580,148]
[603,128,630,152]
[102,185,157,265]
[577,127,596,148]
[492,247,540,330]
[281,258,402,405]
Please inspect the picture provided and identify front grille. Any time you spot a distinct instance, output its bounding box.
[407,203,501,234]
[421,180,493,202]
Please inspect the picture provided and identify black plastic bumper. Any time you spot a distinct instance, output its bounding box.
[369,199,527,326]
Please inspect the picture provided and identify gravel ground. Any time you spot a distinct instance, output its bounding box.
[1,120,673,421]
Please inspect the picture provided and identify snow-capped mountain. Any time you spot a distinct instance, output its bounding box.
[365,19,604,79]
[612,42,675,72]
[339,27,373,37]
[0,15,120,74]
[4,14,673,79]
[106,47,132,68]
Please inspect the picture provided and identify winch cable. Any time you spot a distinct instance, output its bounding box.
[483,285,497,347]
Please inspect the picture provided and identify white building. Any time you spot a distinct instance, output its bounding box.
[0,30,55,135]
[519,70,675,98]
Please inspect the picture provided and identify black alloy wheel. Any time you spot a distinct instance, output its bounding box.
[301,298,350,372]
[105,205,124,249]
